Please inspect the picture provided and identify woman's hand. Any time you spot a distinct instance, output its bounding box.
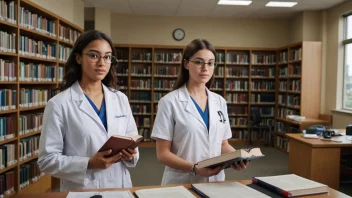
[194,164,226,177]
[230,160,249,171]
[121,148,137,161]
[88,149,122,169]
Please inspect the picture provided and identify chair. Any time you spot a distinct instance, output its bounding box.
[249,107,272,145]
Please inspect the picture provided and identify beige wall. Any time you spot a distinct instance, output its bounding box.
[95,8,112,37]
[30,0,84,29]
[111,15,291,48]
[290,13,303,43]
[85,8,95,21]
[303,11,322,41]
[325,0,352,128]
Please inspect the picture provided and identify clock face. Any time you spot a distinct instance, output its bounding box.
[173,28,185,41]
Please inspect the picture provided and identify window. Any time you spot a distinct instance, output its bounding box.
[343,14,352,109]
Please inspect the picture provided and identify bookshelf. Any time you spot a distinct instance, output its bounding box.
[0,0,83,195]
[274,41,323,153]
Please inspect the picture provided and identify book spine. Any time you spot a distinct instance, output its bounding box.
[252,178,291,198]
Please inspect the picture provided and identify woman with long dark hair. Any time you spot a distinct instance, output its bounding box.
[151,38,248,185]
[38,30,139,191]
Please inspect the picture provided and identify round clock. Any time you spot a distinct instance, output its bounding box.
[173,28,185,41]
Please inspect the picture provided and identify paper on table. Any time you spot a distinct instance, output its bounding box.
[66,191,134,198]
[134,186,196,198]
[192,182,270,198]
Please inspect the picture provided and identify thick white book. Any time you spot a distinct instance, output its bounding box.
[66,191,134,198]
[134,186,196,198]
[191,182,270,198]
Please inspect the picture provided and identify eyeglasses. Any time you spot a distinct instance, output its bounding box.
[188,59,217,68]
[83,53,116,64]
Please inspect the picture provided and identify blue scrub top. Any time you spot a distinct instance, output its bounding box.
[84,94,107,131]
[190,96,209,130]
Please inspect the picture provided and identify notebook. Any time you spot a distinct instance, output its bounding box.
[252,174,328,197]
[196,148,264,169]
[134,186,196,198]
[191,182,270,198]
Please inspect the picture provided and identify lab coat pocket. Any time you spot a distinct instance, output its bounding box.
[162,169,189,185]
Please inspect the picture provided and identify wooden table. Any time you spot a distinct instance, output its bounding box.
[276,117,330,131]
[14,180,351,198]
[287,130,352,190]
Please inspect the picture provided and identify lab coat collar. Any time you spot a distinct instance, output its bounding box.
[178,84,218,130]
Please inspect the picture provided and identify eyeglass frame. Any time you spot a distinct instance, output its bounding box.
[82,52,117,64]
[188,59,217,68]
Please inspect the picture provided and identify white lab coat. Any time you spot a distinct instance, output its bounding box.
[38,81,139,191]
[151,84,232,185]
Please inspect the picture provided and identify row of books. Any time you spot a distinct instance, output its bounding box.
[19,113,43,136]
[0,116,14,141]
[279,81,287,91]
[153,92,167,102]
[134,116,150,128]
[131,66,151,75]
[59,24,81,44]
[225,67,247,77]
[130,92,151,102]
[154,66,177,76]
[252,54,276,65]
[228,106,248,115]
[226,93,248,103]
[225,80,249,90]
[131,79,151,89]
[276,135,290,152]
[276,122,299,133]
[278,94,286,105]
[288,80,301,91]
[154,79,175,89]
[0,59,16,81]
[258,107,275,117]
[58,67,64,82]
[20,160,44,189]
[251,81,275,91]
[279,51,288,63]
[0,31,16,53]
[0,170,15,197]
[212,80,223,89]
[19,63,56,82]
[131,52,152,62]
[277,108,299,118]
[116,51,128,62]
[0,89,16,111]
[116,65,128,75]
[0,0,16,24]
[59,45,72,62]
[137,128,151,142]
[230,117,248,127]
[19,136,39,162]
[251,68,275,77]
[154,52,182,63]
[287,95,300,107]
[19,7,56,37]
[250,93,275,103]
[225,54,249,64]
[131,104,150,114]
[19,88,56,108]
[279,65,301,77]
[292,48,302,61]
[0,144,16,169]
[231,130,249,140]
[19,36,57,60]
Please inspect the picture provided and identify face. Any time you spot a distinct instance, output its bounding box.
[76,39,114,82]
[184,49,215,85]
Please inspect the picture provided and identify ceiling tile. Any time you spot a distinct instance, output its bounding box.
[129,0,182,16]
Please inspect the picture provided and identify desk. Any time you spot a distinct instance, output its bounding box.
[276,117,330,131]
[287,131,352,190]
[14,180,350,198]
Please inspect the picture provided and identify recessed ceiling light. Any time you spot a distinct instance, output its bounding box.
[218,0,252,6]
[266,1,297,7]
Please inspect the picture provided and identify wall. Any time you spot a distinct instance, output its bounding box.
[325,0,352,128]
[95,8,111,37]
[111,15,291,48]
[290,13,303,43]
[30,0,84,29]
[303,11,322,41]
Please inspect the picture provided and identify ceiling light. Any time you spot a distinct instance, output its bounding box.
[266,1,297,7]
[218,0,252,6]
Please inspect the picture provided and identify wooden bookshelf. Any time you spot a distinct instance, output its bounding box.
[0,0,84,195]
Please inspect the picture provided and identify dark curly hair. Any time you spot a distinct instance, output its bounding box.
[59,30,118,91]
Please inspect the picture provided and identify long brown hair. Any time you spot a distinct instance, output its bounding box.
[173,38,216,90]
[59,30,118,91]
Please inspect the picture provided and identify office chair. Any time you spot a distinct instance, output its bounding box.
[249,107,272,145]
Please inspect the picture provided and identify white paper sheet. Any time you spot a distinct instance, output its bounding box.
[66,191,134,198]
[134,186,196,198]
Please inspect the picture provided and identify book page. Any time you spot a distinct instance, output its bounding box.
[134,186,196,198]
[66,191,134,198]
[192,182,270,198]
[255,174,327,191]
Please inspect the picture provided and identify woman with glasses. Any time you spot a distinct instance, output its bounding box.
[38,30,139,191]
[151,38,248,185]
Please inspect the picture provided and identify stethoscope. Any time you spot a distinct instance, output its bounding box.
[217,111,226,123]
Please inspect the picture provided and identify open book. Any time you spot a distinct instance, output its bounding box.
[197,148,264,169]
[134,186,195,198]
[191,182,270,198]
[98,135,143,157]
[252,174,328,197]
